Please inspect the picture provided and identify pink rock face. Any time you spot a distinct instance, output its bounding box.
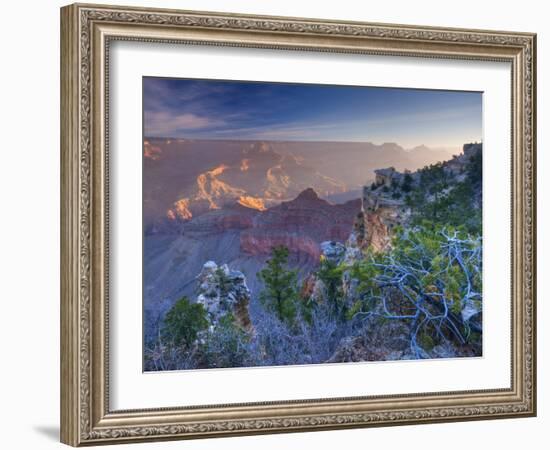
[240,234,322,261]
[214,213,254,231]
[165,186,361,263]
[239,188,361,260]
[147,188,362,299]
[364,212,391,253]
[182,208,255,234]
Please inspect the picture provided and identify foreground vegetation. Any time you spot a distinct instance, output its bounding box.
[146,224,482,370]
[145,150,483,370]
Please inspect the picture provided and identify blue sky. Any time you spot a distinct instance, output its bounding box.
[143,77,482,149]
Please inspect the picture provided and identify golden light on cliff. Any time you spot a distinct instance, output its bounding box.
[209,164,230,177]
[237,196,266,211]
[166,198,193,220]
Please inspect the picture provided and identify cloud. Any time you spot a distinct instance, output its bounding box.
[142,77,481,145]
[208,121,341,140]
[144,111,224,136]
[143,78,236,115]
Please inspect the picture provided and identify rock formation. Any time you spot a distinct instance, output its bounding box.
[143,138,456,231]
[239,188,361,263]
[443,142,482,176]
[354,142,482,253]
[325,336,388,363]
[143,188,362,311]
[196,261,254,334]
[374,167,398,187]
[358,187,410,252]
[320,241,346,262]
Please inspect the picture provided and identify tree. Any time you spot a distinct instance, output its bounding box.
[258,245,299,323]
[350,225,482,358]
[161,297,208,349]
[214,267,232,299]
[407,155,482,234]
[467,150,482,185]
[316,258,346,320]
[401,173,413,192]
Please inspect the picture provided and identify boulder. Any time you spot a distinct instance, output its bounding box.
[326,336,405,363]
[320,241,346,263]
[196,261,254,334]
[326,336,369,363]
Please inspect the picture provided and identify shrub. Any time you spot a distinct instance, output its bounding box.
[407,154,482,234]
[467,150,482,185]
[391,191,402,199]
[198,314,255,368]
[316,258,347,320]
[252,303,351,366]
[215,267,233,298]
[350,225,482,358]
[161,297,208,349]
[401,173,413,192]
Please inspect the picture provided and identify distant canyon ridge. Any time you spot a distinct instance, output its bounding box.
[143,138,457,229]
[143,138,460,321]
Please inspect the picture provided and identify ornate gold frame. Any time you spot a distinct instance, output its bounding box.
[60,3,536,446]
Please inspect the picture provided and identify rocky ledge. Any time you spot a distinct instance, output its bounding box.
[196,261,254,334]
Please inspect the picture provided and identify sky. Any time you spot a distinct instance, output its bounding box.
[143,77,482,149]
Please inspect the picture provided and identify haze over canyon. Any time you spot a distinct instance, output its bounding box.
[144,138,457,226]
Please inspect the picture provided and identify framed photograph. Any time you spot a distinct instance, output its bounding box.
[60,3,537,446]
